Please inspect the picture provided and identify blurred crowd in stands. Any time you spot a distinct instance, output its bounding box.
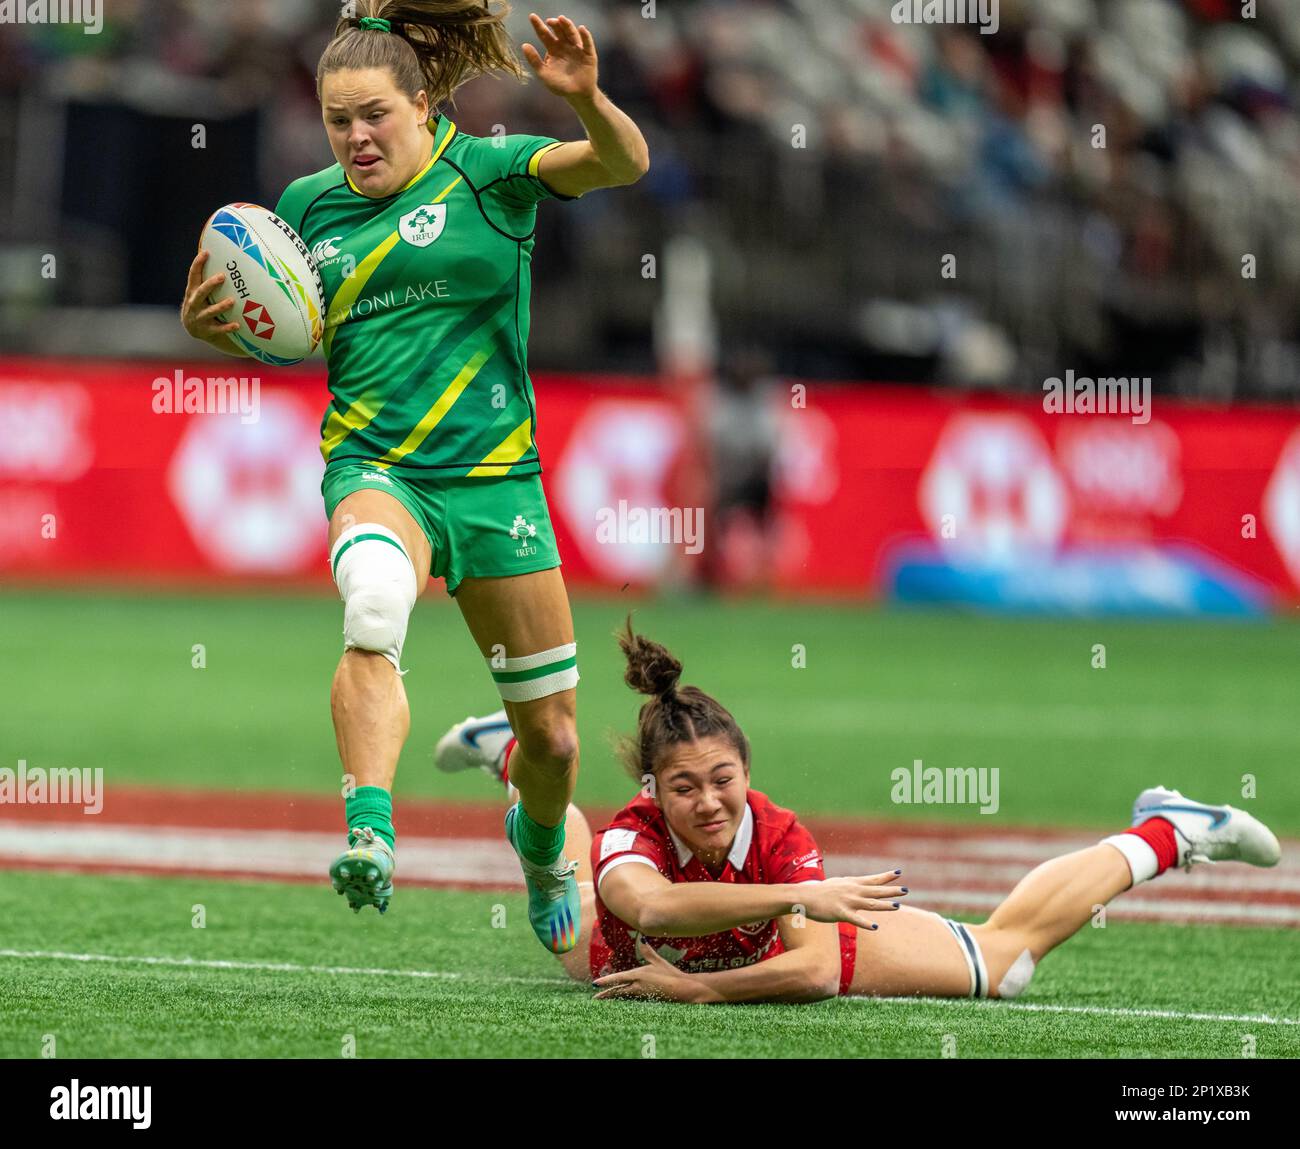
[3,0,1299,399]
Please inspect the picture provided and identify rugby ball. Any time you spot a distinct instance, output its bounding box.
[198,202,324,366]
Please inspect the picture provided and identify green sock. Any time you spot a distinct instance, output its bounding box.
[511,802,564,866]
[346,786,395,851]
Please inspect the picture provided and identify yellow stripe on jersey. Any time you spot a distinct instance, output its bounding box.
[370,343,498,470]
[466,417,534,477]
[431,174,463,203]
[527,141,565,178]
[319,169,467,459]
[320,395,382,462]
[323,174,464,357]
[322,230,402,355]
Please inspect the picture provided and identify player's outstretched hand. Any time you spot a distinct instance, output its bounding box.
[181,250,241,344]
[521,14,598,100]
[796,871,908,929]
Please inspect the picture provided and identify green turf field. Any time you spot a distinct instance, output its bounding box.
[1,871,1296,1059]
[2,588,1299,831]
[2,588,1299,1059]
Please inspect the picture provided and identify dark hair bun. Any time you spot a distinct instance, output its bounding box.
[616,615,682,699]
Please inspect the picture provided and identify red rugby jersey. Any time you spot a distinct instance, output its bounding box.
[590,788,842,980]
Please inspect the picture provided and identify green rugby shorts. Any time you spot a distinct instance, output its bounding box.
[322,463,562,595]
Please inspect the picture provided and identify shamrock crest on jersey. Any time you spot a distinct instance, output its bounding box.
[509,515,537,541]
[399,204,447,248]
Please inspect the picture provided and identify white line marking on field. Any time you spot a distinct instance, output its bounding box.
[1,948,1292,1027]
[0,948,573,987]
[843,995,1300,1026]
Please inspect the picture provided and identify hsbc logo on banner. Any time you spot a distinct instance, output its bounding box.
[554,400,684,582]
[167,392,323,573]
[0,381,94,480]
[1056,422,1182,517]
[919,414,1068,561]
[1264,429,1300,589]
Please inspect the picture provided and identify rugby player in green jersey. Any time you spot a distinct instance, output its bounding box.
[180,3,648,953]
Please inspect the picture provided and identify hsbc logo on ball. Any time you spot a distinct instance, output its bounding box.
[226,259,251,300]
[242,300,275,340]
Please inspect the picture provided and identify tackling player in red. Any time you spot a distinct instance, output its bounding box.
[437,620,1282,1003]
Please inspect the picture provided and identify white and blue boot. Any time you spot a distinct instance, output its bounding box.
[435,709,515,787]
[1131,786,1281,872]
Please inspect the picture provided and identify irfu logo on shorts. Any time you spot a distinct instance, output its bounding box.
[509,514,538,557]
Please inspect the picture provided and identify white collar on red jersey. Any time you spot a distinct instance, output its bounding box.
[666,800,754,870]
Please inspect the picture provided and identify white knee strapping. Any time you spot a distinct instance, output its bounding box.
[996,947,1036,1000]
[330,523,417,675]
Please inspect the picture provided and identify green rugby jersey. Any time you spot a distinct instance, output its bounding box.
[273,115,578,476]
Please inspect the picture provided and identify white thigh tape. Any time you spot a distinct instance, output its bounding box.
[488,642,579,702]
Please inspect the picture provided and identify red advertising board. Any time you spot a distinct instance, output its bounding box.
[764,387,1300,601]
[2,357,1299,607]
[0,358,687,592]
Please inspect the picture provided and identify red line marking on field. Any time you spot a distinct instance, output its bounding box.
[8,784,1281,847]
[2,786,1297,926]
[0,856,510,893]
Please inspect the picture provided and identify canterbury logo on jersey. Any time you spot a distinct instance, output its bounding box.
[312,236,344,265]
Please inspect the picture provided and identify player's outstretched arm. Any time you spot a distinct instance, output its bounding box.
[601,864,905,938]
[595,921,843,1005]
[680,919,844,1004]
[522,14,649,195]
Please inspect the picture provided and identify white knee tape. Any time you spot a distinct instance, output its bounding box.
[996,947,1036,1000]
[331,523,417,675]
